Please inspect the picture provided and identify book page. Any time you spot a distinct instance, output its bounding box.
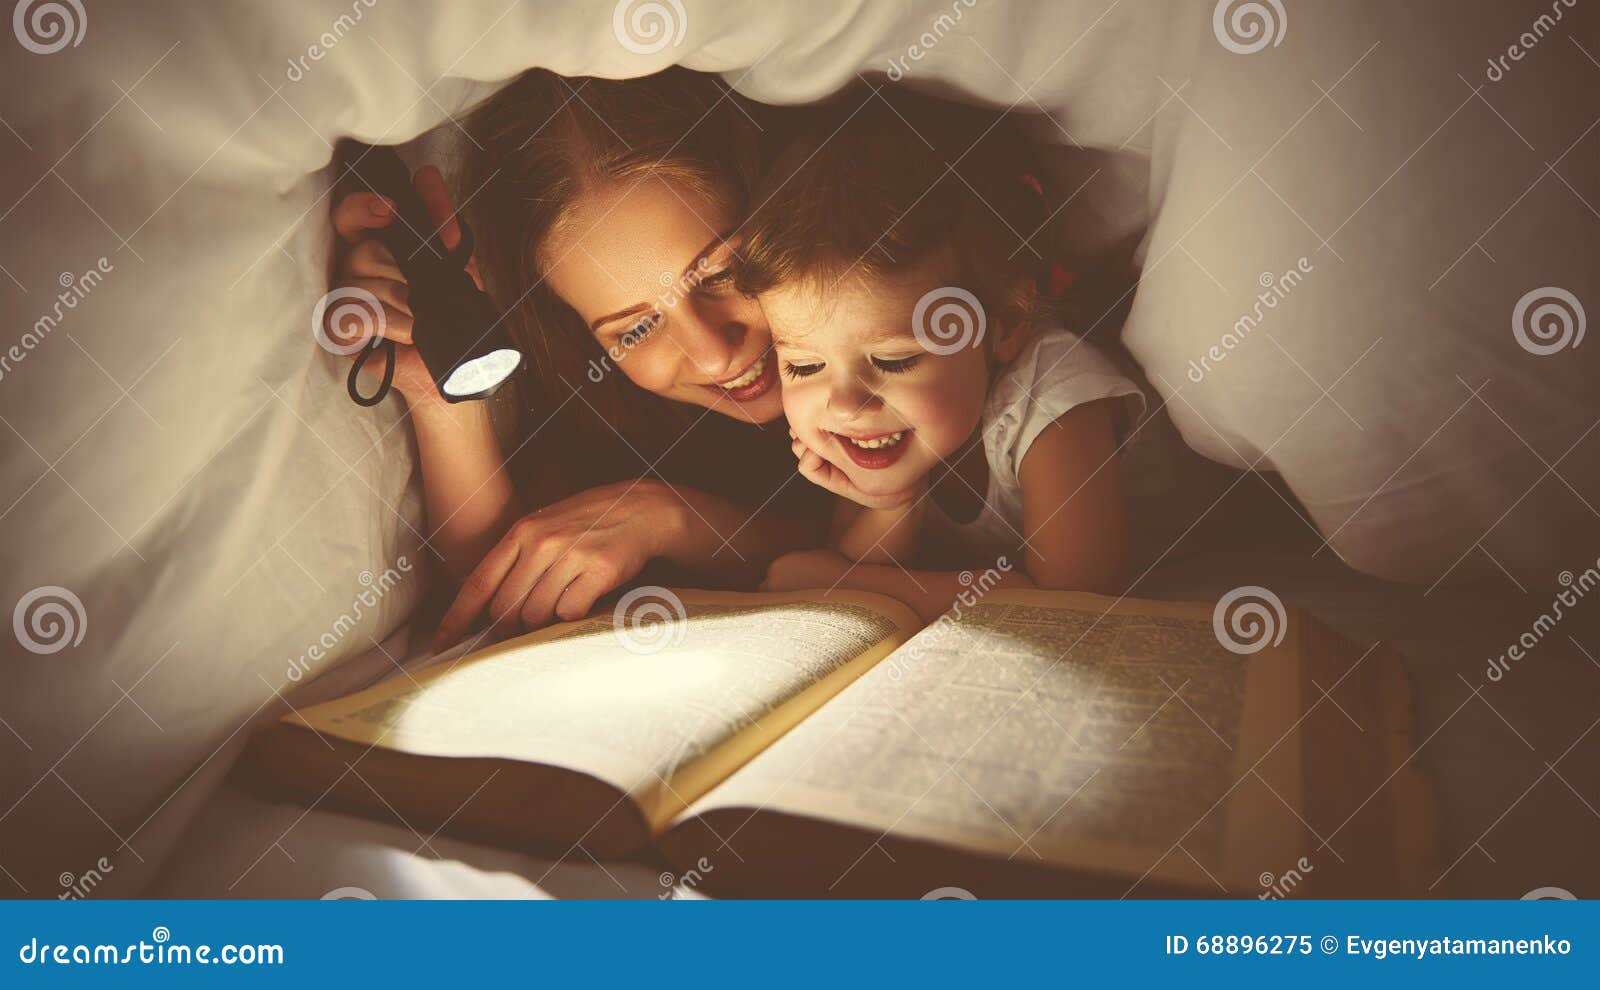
[680,590,1302,891]
[285,589,920,829]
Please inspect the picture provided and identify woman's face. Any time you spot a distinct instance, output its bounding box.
[540,175,782,424]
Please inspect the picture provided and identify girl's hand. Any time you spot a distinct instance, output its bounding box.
[759,548,854,593]
[789,429,924,510]
[328,165,482,411]
[432,480,688,650]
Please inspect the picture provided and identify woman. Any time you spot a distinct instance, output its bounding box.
[328,68,823,649]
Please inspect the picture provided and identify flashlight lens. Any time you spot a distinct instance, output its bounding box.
[442,349,521,398]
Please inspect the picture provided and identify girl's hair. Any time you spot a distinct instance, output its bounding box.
[736,84,1049,343]
[459,67,768,496]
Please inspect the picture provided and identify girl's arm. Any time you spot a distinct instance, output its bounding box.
[766,400,1127,621]
[1014,398,1127,594]
[827,498,926,565]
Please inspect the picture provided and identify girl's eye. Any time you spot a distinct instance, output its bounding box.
[782,361,823,380]
[621,312,661,346]
[872,355,921,374]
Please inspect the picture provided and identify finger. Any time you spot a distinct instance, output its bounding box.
[486,543,557,630]
[344,238,403,282]
[434,538,521,650]
[333,191,396,244]
[329,301,412,354]
[413,165,462,252]
[553,564,624,623]
[520,557,584,631]
[412,165,484,290]
[345,277,411,319]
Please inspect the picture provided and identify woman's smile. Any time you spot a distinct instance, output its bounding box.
[702,351,777,403]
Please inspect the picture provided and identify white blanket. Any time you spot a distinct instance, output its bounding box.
[0,0,1594,897]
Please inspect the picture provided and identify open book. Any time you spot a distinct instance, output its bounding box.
[242,587,1437,897]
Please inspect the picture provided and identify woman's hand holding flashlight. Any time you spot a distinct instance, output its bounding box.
[328,165,482,410]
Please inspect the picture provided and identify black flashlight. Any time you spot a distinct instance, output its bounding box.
[338,141,522,406]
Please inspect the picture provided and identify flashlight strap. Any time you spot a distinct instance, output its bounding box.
[347,335,396,407]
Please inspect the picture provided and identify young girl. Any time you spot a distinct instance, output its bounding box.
[745,88,1146,621]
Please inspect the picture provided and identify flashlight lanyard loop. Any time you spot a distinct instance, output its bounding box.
[347,335,396,407]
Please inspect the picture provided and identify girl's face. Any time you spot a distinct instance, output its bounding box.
[762,267,993,499]
[541,176,782,424]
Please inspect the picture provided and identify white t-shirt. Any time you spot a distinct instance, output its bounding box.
[922,325,1146,565]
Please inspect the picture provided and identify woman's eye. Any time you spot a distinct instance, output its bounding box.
[872,355,921,374]
[621,312,661,346]
[782,361,823,380]
[697,267,736,290]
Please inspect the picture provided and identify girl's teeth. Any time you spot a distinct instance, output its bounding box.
[720,356,766,390]
[847,431,905,450]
